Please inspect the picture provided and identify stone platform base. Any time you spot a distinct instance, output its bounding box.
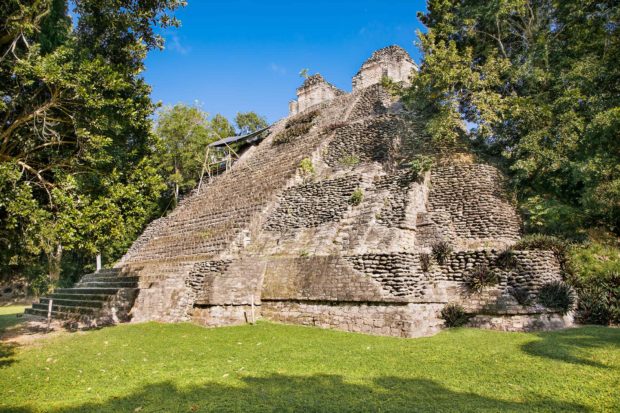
[191,302,574,338]
[192,304,259,326]
[468,313,574,332]
[260,301,444,338]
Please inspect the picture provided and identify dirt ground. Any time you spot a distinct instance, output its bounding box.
[0,314,78,346]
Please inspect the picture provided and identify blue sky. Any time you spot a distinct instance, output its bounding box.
[144,1,428,124]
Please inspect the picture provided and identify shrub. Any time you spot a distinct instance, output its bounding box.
[349,189,364,206]
[510,287,532,306]
[496,248,517,270]
[440,303,470,328]
[431,241,453,265]
[574,270,620,325]
[29,274,52,297]
[408,155,434,176]
[520,195,585,237]
[299,158,315,176]
[569,239,620,281]
[273,109,320,145]
[323,122,347,134]
[538,281,574,314]
[419,253,431,272]
[289,109,319,126]
[514,234,572,274]
[464,265,499,293]
[340,155,360,168]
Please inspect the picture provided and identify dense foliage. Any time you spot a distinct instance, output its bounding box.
[464,264,499,293]
[401,0,619,236]
[0,2,271,290]
[440,303,470,327]
[0,0,184,289]
[538,281,575,314]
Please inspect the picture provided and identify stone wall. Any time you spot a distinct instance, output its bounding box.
[324,115,406,167]
[468,313,574,332]
[261,256,389,303]
[416,164,521,249]
[347,84,392,121]
[352,46,417,91]
[125,259,198,322]
[373,169,420,228]
[290,74,345,116]
[344,250,562,305]
[108,47,571,337]
[0,278,28,303]
[265,176,362,231]
[262,301,443,338]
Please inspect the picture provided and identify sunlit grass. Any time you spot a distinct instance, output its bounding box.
[0,320,618,412]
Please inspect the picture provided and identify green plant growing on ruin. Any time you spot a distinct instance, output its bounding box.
[349,189,364,206]
[408,155,434,176]
[340,155,361,168]
[431,241,452,265]
[419,253,431,272]
[514,234,572,274]
[273,110,319,145]
[510,287,532,306]
[440,303,470,328]
[538,281,574,315]
[574,270,620,325]
[496,248,518,270]
[299,249,310,258]
[464,265,499,293]
[299,158,315,177]
[323,122,348,134]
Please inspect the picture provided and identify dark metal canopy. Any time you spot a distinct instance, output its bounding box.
[208,126,270,148]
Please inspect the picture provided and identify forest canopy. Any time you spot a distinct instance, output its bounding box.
[398,0,619,237]
[0,1,266,291]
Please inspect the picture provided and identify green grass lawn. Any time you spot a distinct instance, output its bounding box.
[0,305,27,332]
[0,309,618,413]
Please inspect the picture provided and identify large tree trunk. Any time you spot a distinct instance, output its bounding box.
[47,243,63,284]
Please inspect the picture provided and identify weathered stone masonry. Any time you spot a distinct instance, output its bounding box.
[29,45,573,336]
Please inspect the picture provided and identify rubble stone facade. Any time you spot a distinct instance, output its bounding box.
[42,45,572,337]
[352,45,418,91]
[289,74,345,116]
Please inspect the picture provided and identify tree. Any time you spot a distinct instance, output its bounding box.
[235,112,268,135]
[299,68,309,79]
[210,114,236,139]
[155,104,214,202]
[0,0,183,287]
[400,0,620,236]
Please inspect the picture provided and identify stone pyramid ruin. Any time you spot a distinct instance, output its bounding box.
[27,46,573,337]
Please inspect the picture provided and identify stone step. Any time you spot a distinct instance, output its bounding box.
[32,303,97,315]
[49,293,111,301]
[79,275,140,283]
[54,288,122,295]
[25,308,91,320]
[39,298,104,309]
[81,268,121,278]
[76,281,138,288]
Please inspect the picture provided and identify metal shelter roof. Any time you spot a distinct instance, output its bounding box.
[208,126,270,148]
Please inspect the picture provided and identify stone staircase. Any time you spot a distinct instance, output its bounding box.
[25,268,139,326]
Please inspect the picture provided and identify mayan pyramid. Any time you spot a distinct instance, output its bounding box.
[27,46,573,337]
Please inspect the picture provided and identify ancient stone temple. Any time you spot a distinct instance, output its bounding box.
[27,45,573,337]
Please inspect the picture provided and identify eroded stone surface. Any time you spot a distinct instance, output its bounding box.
[32,46,572,338]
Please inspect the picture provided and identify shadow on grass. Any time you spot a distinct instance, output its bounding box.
[3,374,589,413]
[0,341,17,368]
[0,311,24,369]
[521,326,620,368]
[0,311,26,332]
